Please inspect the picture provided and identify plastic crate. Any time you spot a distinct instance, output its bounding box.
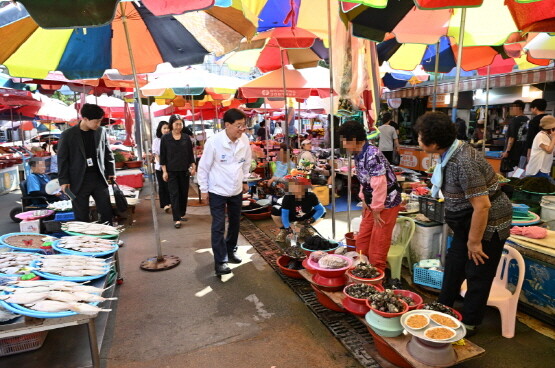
[418,196,445,223]
[513,203,530,216]
[54,211,75,221]
[43,220,62,234]
[0,331,48,357]
[413,263,444,289]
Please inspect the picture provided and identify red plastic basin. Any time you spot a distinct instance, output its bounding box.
[276,255,304,279]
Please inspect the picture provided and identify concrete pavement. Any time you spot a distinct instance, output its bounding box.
[100,191,361,368]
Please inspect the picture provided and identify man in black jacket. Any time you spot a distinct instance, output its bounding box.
[58,104,115,223]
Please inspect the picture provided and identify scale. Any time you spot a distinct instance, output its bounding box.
[400,310,467,367]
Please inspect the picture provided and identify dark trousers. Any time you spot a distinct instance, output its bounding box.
[208,192,242,263]
[439,213,505,325]
[155,170,171,208]
[382,150,393,163]
[73,172,113,224]
[167,171,190,221]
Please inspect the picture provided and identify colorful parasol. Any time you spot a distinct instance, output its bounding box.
[0,1,245,79]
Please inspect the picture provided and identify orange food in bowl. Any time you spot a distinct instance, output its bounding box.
[406,314,429,329]
[425,327,455,340]
[430,313,459,328]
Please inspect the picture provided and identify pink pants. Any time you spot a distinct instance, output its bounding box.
[355,205,400,272]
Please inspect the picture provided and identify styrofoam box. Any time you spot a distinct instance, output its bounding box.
[409,222,444,263]
[20,219,40,233]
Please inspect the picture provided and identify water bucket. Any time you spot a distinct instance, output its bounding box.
[541,196,555,230]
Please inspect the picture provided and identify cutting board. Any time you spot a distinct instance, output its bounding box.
[510,230,555,250]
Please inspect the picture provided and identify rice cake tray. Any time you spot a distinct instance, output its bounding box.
[401,310,467,344]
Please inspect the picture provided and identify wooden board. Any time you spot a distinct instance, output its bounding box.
[298,270,486,368]
[508,237,555,259]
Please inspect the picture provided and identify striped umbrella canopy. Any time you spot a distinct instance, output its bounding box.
[9,0,257,34]
[222,31,328,73]
[140,67,246,97]
[239,66,333,99]
[378,35,551,74]
[0,1,247,80]
[342,0,555,46]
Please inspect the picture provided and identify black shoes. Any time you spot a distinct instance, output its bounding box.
[227,252,242,264]
[215,262,231,276]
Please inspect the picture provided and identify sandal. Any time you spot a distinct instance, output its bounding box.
[174,221,181,229]
[180,217,188,222]
[164,205,171,213]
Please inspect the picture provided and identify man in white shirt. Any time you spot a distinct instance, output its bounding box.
[378,112,399,163]
[197,109,252,276]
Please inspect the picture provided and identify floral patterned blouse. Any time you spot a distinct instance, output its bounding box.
[355,143,402,209]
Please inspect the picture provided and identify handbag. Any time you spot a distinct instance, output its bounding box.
[112,182,128,213]
[500,157,514,173]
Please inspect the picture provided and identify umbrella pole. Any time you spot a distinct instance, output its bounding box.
[280,49,291,172]
[432,41,440,112]
[347,150,352,232]
[120,3,180,271]
[327,0,336,239]
[482,64,491,155]
[451,8,467,123]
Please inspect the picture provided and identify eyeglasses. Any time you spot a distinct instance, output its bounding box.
[235,124,247,130]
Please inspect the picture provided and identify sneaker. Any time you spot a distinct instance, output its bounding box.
[275,229,288,242]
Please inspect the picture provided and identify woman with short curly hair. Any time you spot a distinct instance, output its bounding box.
[415,111,512,335]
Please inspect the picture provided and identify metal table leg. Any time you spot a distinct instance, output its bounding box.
[87,318,100,368]
[114,250,124,284]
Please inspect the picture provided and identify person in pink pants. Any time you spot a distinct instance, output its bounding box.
[337,121,402,272]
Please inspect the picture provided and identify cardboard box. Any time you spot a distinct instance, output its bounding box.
[20,219,40,233]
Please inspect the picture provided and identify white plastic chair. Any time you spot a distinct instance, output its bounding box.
[460,245,525,338]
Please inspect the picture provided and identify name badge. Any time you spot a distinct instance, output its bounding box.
[87,158,93,167]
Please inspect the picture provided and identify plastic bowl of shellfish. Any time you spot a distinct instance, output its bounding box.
[366,291,409,318]
[307,254,353,278]
[346,267,385,286]
[393,289,423,311]
[343,283,384,305]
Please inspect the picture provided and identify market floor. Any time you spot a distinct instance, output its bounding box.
[99,186,361,368]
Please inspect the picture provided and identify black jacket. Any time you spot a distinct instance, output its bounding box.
[57,124,115,193]
[159,133,194,172]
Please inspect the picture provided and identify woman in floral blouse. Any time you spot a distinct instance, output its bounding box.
[338,121,401,273]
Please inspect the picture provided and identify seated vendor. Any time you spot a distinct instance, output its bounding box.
[298,139,317,165]
[268,144,289,186]
[272,175,326,242]
[27,159,62,203]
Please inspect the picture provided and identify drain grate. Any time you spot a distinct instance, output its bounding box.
[240,218,382,368]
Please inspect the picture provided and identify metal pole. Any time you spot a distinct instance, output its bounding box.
[451,8,467,122]
[432,41,440,111]
[327,0,336,239]
[280,50,291,172]
[86,318,100,368]
[482,64,491,155]
[298,101,302,149]
[347,152,352,232]
[120,3,180,270]
[369,42,381,120]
